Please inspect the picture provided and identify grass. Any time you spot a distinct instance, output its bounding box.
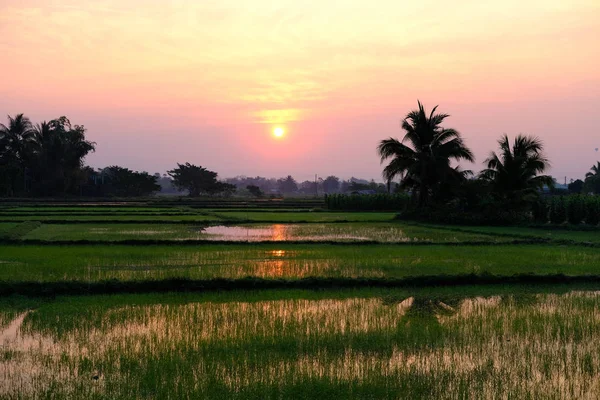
[18,222,512,243]
[1,244,599,286]
[2,287,599,399]
[210,211,398,222]
[423,224,600,244]
[0,223,18,236]
[3,203,600,398]
[0,214,223,223]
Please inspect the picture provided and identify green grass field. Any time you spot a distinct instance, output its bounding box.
[2,203,600,398]
[17,222,511,243]
[422,223,600,243]
[0,243,599,284]
[2,287,599,399]
[211,211,398,222]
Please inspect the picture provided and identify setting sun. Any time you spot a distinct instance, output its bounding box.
[273,127,285,138]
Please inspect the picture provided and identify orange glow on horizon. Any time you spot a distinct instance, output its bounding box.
[1,0,599,180]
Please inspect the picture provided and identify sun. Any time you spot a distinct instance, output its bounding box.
[273,127,285,138]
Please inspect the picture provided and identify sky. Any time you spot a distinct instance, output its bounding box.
[1,0,599,182]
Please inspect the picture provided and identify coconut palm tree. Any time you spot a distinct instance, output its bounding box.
[586,162,600,179]
[377,101,474,206]
[584,162,600,194]
[30,117,95,195]
[0,114,37,195]
[479,134,553,206]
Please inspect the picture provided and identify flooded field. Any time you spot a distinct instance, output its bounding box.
[2,288,599,399]
[20,222,508,243]
[2,244,600,284]
[3,204,600,398]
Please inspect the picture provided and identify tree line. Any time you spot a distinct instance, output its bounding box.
[0,114,382,198]
[0,114,237,197]
[377,101,600,223]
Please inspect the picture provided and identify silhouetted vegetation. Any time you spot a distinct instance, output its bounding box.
[246,185,263,198]
[168,163,235,197]
[479,134,553,210]
[377,101,474,206]
[0,114,95,196]
[277,175,298,194]
[585,162,600,194]
[93,166,160,197]
[325,193,409,211]
[568,179,584,194]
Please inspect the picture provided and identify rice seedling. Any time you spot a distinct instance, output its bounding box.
[421,224,600,244]
[19,223,511,243]
[1,244,600,286]
[1,288,599,399]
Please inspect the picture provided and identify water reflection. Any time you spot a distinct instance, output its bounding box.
[197,224,375,242]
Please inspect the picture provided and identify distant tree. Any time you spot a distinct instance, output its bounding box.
[479,134,553,208]
[584,162,600,194]
[377,101,474,206]
[277,175,298,193]
[168,163,234,196]
[568,179,584,194]
[349,181,370,192]
[322,176,340,193]
[246,184,263,198]
[101,166,160,197]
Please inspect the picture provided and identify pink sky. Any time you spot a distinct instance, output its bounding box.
[1,0,599,182]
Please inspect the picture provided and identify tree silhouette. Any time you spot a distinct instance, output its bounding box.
[377,101,474,206]
[277,175,298,194]
[584,162,600,194]
[0,114,36,195]
[168,163,234,196]
[322,176,340,193]
[479,134,553,207]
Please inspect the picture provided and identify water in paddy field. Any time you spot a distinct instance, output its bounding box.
[2,290,600,399]
[199,224,372,241]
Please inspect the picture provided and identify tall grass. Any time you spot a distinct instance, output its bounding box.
[2,289,599,399]
[544,195,600,226]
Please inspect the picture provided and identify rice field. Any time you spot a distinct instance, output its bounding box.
[421,223,600,243]
[1,287,600,399]
[2,202,600,398]
[0,243,599,285]
[18,222,510,243]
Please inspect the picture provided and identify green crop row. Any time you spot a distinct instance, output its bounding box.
[533,195,600,225]
[325,194,410,211]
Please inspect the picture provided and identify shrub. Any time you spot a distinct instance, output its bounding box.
[549,196,566,224]
[585,197,600,226]
[567,195,585,225]
[531,198,549,224]
[325,194,410,211]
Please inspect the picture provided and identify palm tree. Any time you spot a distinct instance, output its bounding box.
[586,162,600,179]
[30,117,95,195]
[0,114,36,195]
[377,101,474,206]
[584,162,600,194]
[479,134,553,206]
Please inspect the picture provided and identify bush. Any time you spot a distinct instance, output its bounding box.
[567,195,586,225]
[585,197,600,226]
[549,196,567,224]
[531,198,549,224]
[325,194,410,211]
[396,206,531,226]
